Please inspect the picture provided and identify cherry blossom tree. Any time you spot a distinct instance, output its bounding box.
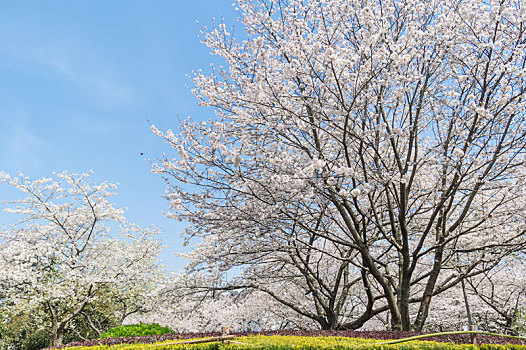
[142,273,317,332]
[420,258,526,335]
[153,0,526,330]
[0,172,163,346]
[465,259,526,334]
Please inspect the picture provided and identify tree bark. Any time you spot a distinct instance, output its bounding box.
[51,321,65,347]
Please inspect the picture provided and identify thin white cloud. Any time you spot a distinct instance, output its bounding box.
[4,124,46,170]
[72,114,122,135]
[48,58,138,109]
[0,25,138,109]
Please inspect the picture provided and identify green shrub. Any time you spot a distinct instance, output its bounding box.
[0,308,51,350]
[100,323,174,338]
[18,329,51,350]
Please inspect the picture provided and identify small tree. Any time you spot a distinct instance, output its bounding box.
[0,172,163,346]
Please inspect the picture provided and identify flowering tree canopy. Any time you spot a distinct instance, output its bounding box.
[153,0,526,331]
[144,273,316,333]
[0,172,163,346]
[465,259,526,334]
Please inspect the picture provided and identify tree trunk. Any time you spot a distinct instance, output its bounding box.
[398,256,412,330]
[412,244,445,330]
[51,321,65,346]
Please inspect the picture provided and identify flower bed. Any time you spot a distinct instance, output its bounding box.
[49,330,526,349]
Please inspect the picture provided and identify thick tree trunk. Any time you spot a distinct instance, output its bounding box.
[412,243,445,331]
[51,321,65,346]
[317,314,339,330]
[398,257,412,330]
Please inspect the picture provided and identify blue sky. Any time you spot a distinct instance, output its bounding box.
[0,1,237,271]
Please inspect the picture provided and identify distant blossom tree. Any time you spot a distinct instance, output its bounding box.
[0,172,163,346]
[153,0,526,330]
[465,259,526,335]
[398,258,526,335]
[142,273,317,333]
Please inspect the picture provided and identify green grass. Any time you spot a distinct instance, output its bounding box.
[100,323,174,339]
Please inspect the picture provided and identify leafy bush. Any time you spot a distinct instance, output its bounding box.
[0,308,51,350]
[100,323,174,339]
[18,329,51,350]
